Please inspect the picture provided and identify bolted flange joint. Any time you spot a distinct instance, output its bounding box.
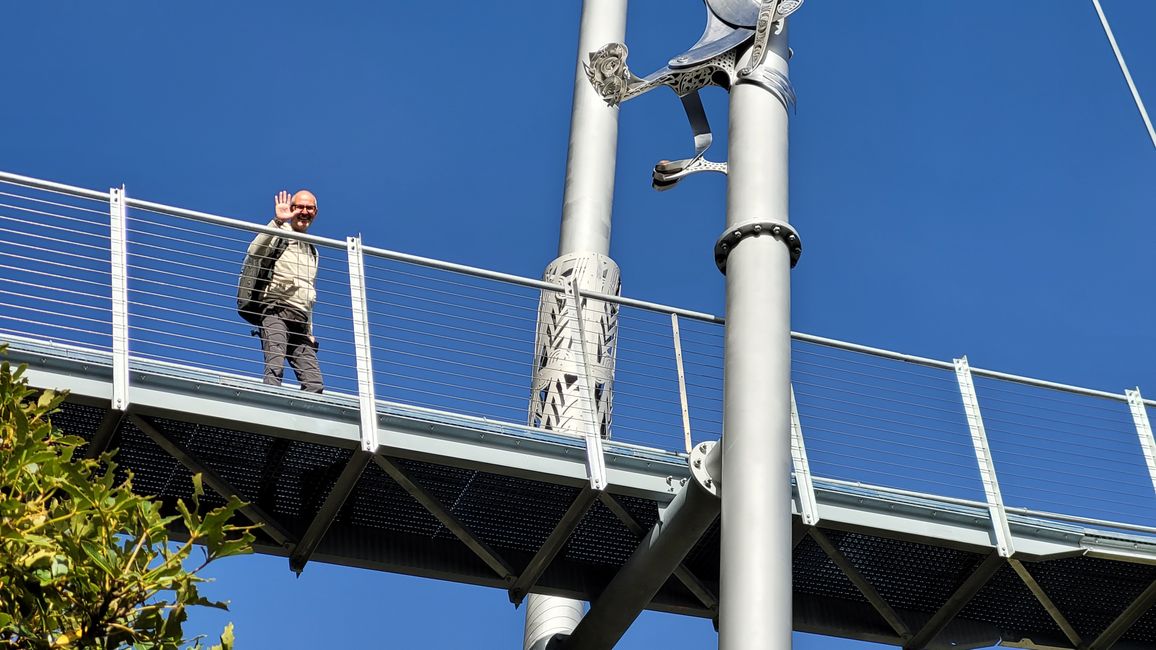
[688,440,721,497]
[713,219,802,274]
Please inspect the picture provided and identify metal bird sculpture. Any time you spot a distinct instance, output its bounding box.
[584,0,802,190]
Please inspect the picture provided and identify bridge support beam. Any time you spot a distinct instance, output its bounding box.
[128,414,295,549]
[563,442,721,650]
[809,528,912,643]
[1089,577,1156,650]
[1008,559,1083,648]
[904,551,1002,649]
[289,450,372,573]
[510,486,600,606]
[597,491,718,613]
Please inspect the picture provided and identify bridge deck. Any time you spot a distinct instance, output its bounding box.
[6,170,1156,648]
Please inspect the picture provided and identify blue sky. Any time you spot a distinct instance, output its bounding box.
[3,1,1155,648]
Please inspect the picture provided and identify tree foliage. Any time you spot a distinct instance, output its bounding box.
[0,349,255,648]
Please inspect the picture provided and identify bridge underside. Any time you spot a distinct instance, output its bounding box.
[15,342,1156,650]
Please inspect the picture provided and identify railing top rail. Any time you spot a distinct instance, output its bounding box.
[2,168,1149,407]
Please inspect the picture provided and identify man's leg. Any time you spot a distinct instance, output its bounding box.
[260,308,289,386]
[287,323,324,393]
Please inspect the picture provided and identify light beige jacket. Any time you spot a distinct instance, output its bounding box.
[246,219,318,326]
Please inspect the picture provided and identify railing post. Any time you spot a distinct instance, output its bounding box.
[790,387,819,526]
[347,236,378,452]
[1125,388,1156,497]
[568,278,608,491]
[954,356,1014,557]
[109,186,130,411]
[671,314,693,454]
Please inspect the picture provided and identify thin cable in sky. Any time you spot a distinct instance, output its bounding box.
[1092,0,1156,149]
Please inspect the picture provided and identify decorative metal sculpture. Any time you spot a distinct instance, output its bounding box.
[528,253,621,439]
[585,0,802,190]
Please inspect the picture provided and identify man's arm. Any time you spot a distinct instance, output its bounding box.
[245,190,297,256]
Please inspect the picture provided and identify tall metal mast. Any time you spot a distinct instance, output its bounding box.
[523,1,627,648]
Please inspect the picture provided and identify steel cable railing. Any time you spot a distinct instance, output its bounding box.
[7,169,1156,542]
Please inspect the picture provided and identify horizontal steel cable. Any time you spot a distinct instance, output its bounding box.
[793,391,976,444]
[372,347,691,425]
[124,260,352,306]
[973,377,1131,416]
[983,424,1144,461]
[792,344,958,383]
[0,320,110,343]
[128,312,360,362]
[798,411,975,458]
[0,190,108,216]
[128,213,260,246]
[0,249,110,276]
[0,241,106,269]
[802,447,985,490]
[1000,487,1156,520]
[0,263,110,291]
[969,390,1134,429]
[792,378,968,419]
[0,212,109,240]
[6,227,110,255]
[0,202,109,228]
[988,459,1155,498]
[126,246,352,300]
[792,356,963,402]
[3,277,110,304]
[0,291,111,320]
[132,340,359,379]
[126,290,355,337]
[979,411,1138,447]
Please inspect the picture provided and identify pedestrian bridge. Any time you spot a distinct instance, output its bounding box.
[4,169,1156,649]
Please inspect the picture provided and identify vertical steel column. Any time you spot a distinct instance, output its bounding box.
[1125,388,1156,497]
[718,25,794,650]
[109,186,130,412]
[525,1,627,647]
[954,357,1014,557]
[347,236,378,452]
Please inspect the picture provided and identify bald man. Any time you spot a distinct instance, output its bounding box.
[245,189,324,392]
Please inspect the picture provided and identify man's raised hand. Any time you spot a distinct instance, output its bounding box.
[274,190,296,222]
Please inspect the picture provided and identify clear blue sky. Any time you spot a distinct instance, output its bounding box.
[3,1,1155,648]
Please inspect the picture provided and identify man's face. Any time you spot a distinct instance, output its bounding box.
[290,191,317,233]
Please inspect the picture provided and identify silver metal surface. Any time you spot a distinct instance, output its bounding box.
[347,236,378,452]
[1126,388,1156,496]
[954,357,1014,558]
[1091,0,1156,150]
[790,387,818,526]
[564,444,720,649]
[670,314,693,454]
[718,23,793,650]
[569,278,608,490]
[110,186,129,411]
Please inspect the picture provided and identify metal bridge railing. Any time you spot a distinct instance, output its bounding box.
[3,169,1156,544]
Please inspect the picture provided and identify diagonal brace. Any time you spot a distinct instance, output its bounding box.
[289,450,372,573]
[129,414,295,549]
[86,407,126,459]
[810,528,911,641]
[1008,559,1083,648]
[598,491,718,612]
[904,551,1003,649]
[508,486,598,605]
[374,455,516,585]
[1089,577,1156,650]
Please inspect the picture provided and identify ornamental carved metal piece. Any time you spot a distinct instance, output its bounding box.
[528,252,621,439]
[584,0,802,191]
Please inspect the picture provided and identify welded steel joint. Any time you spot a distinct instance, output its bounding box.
[582,0,803,192]
[713,220,802,273]
[689,440,722,496]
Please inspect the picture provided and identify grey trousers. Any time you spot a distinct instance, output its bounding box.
[260,303,324,393]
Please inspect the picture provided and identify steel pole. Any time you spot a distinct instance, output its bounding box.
[718,26,793,650]
[525,1,627,648]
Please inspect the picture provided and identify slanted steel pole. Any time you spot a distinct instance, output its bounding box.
[717,24,795,650]
[524,1,627,648]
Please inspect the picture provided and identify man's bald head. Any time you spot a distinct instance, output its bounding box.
[289,190,317,233]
